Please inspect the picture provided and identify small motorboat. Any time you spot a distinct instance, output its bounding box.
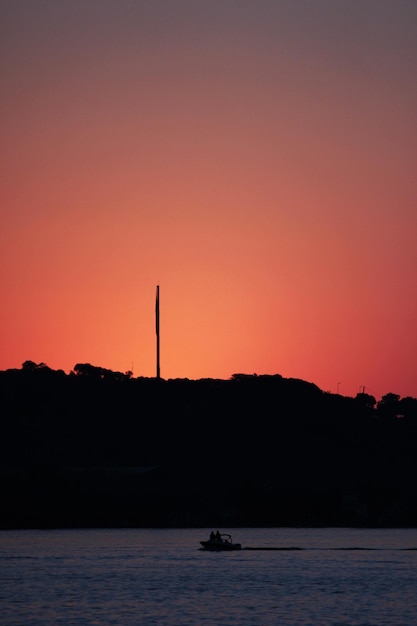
[200,533,242,551]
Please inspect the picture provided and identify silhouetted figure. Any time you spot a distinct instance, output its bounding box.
[215,530,222,542]
[210,531,215,541]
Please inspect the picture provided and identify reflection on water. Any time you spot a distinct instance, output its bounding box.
[1,528,417,625]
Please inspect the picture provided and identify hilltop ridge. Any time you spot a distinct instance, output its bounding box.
[1,362,417,528]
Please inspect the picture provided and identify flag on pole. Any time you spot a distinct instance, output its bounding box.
[155,285,160,379]
[155,285,160,336]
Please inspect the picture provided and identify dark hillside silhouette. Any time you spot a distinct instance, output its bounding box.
[1,362,417,528]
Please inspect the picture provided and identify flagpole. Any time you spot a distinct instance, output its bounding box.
[155,285,160,379]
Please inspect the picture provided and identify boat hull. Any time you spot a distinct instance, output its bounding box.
[200,540,241,551]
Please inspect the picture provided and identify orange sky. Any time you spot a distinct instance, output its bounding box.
[1,0,416,399]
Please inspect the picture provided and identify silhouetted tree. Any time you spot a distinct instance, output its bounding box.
[22,360,49,371]
[354,392,376,410]
[73,363,104,378]
[72,363,130,382]
[399,396,417,421]
[377,393,401,419]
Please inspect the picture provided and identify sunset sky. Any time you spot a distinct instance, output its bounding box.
[1,0,416,399]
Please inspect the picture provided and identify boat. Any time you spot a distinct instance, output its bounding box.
[200,533,242,551]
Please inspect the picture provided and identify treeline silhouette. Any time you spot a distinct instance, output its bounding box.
[1,361,417,529]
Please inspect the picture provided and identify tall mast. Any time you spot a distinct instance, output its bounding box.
[155,285,160,379]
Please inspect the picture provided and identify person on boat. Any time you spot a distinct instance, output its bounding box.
[209,531,216,542]
[215,530,222,542]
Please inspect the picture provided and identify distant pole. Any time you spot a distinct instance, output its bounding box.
[155,285,160,379]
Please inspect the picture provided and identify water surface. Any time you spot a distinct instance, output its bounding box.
[1,528,416,625]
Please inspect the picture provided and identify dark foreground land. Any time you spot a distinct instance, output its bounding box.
[1,362,417,529]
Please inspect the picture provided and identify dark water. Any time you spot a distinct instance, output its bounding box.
[1,528,417,625]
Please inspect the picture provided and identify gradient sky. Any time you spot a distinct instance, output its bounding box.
[1,0,416,399]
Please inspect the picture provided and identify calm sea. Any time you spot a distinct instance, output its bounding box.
[1,528,416,625]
